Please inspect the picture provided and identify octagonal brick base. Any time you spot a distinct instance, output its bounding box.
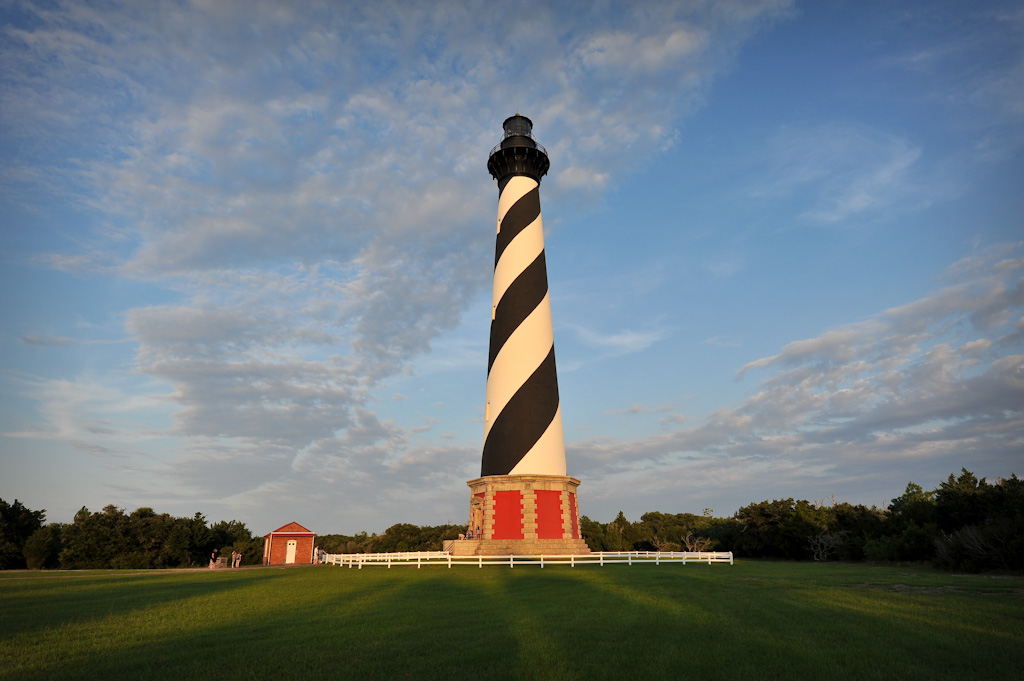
[449,475,591,556]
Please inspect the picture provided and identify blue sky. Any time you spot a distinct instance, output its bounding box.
[2,0,1021,535]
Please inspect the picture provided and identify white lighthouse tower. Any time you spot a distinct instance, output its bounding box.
[456,115,589,556]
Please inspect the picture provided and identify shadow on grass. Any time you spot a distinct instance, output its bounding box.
[0,569,292,639]
[2,564,1022,681]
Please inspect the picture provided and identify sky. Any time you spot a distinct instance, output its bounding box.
[1,0,1022,536]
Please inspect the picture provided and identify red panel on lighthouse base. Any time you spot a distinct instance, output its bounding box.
[492,490,524,539]
[455,475,590,555]
[535,489,564,539]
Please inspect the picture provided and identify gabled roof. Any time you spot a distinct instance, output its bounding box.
[267,521,314,535]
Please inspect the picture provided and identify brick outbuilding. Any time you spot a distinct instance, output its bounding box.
[263,522,316,565]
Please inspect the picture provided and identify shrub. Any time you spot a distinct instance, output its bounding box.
[23,525,62,569]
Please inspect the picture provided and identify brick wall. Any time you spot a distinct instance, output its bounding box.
[264,534,315,565]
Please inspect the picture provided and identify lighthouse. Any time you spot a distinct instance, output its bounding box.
[455,115,589,556]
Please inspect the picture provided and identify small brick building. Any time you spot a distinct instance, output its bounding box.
[263,522,316,565]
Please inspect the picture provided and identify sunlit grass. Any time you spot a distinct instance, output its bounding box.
[1,562,1021,680]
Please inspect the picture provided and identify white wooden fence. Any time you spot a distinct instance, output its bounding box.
[322,550,733,569]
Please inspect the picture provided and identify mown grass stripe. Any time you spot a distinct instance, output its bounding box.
[1,562,1021,681]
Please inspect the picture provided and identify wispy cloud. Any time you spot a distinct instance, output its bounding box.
[572,243,1024,510]
[748,123,947,225]
[570,325,668,356]
[1,0,795,525]
[19,336,133,347]
[605,403,675,416]
[704,336,742,348]
[20,336,76,347]
[887,3,1024,162]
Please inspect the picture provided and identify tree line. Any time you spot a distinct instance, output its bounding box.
[2,468,1020,572]
[316,523,466,556]
[580,469,1023,572]
[0,502,264,570]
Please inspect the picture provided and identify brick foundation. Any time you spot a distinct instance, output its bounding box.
[451,475,591,555]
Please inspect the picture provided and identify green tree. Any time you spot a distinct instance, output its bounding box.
[933,472,1024,572]
[59,505,130,569]
[733,498,794,558]
[935,468,991,532]
[363,523,465,553]
[318,532,370,554]
[210,519,263,565]
[597,511,644,551]
[824,502,885,560]
[0,499,46,569]
[888,482,936,529]
[23,524,62,569]
[158,513,211,567]
[579,515,605,551]
[864,481,939,563]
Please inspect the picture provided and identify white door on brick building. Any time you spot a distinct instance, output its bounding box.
[286,540,297,564]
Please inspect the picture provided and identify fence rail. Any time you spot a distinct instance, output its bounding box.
[322,550,733,569]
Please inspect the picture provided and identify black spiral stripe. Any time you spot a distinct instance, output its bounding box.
[487,251,549,373]
[494,186,540,266]
[481,347,559,476]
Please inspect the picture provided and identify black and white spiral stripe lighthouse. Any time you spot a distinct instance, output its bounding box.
[455,115,589,556]
[482,114,564,478]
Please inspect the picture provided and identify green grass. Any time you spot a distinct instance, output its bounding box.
[1,561,1022,680]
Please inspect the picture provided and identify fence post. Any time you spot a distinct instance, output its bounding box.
[541,555,544,569]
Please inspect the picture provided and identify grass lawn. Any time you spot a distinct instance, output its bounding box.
[1,561,1022,680]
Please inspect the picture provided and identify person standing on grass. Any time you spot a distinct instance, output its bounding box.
[234,551,241,568]
[209,549,217,569]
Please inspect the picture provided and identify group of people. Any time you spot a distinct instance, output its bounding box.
[312,546,326,564]
[207,548,244,569]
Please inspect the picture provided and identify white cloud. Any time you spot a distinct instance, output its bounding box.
[575,25,708,73]
[571,244,1024,512]
[1,0,797,529]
